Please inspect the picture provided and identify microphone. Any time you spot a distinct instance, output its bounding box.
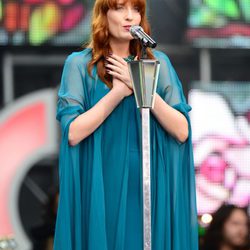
[130,25,157,48]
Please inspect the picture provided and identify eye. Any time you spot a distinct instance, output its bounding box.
[133,6,140,12]
[115,4,124,10]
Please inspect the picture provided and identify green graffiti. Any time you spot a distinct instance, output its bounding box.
[204,0,240,18]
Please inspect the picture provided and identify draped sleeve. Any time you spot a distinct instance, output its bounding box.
[56,53,87,137]
[54,50,94,250]
[150,50,198,250]
[154,50,192,118]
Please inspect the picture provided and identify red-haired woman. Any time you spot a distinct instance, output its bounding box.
[54,0,198,250]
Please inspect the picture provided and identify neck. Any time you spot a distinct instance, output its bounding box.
[109,39,130,57]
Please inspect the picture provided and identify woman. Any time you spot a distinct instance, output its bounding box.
[53,0,198,249]
[202,204,250,250]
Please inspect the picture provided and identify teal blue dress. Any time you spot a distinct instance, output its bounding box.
[54,48,198,250]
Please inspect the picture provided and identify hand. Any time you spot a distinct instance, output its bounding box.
[105,54,133,89]
[112,77,133,98]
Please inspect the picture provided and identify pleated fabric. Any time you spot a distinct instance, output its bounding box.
[53,48,198,250]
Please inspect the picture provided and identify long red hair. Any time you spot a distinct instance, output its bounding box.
[87,0,155,88]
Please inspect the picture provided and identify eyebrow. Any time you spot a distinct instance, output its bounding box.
[116,2,125,5]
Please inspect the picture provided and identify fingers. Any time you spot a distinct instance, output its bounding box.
[108,71,133,89]
[106,56,125,69]
[107,70,129,85]
[107,54,128,66]
[105,56,127,76]
[105,53,134,89]
[105,62,128,82]
[105,63,124,75]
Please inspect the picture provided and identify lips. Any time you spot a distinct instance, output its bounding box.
[123,25,131,31]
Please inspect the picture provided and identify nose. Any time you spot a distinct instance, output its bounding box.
[125,8,133,21]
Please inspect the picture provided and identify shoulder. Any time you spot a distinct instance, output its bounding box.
[152,49,172,66]
[65,48,92,68]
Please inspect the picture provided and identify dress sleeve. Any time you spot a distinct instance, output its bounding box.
[155,51,191,115]
[56,54,86,136]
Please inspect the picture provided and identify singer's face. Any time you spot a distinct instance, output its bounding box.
[107,1,141,43]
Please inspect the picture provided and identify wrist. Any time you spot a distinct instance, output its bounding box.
[110,87,125,100]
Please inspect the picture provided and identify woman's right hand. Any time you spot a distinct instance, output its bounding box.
[112,77,133,98]
[105,53,135,98]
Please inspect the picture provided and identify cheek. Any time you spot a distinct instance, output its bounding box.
[136,15,142,25]
[107,12,118,32]
[107,18,117,34]
[224,223,237,239]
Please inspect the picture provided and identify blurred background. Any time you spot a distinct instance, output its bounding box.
[0,0,249,249]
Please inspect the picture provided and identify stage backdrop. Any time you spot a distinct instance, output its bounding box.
[0,0,92,46]
[189,82,250,215]
[0,0,188,46]
[186,0,250,48]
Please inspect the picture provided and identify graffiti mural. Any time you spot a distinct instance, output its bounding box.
[0,0,91,45]
[187,0,250,47]
[189,82,250,214]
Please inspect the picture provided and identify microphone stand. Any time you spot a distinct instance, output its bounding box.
[128,44,160,250]
[141,41,147,59]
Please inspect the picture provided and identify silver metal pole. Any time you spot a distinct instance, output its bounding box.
[3,54,14,105]
[141,108,151,250]
[200,48,211,85]
[128,59,160,250]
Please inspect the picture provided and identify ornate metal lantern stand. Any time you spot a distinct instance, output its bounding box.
[128,57,160,250]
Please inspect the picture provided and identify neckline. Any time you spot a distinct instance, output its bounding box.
[123,55,135,62]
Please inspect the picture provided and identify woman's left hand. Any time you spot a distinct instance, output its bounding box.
[105,54,133,89]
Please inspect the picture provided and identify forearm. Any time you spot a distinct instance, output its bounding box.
[68,88,124,146]
[151,93,189,143]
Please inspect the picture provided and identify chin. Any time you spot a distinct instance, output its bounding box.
[122,32,133,40]
[232,240,247,247]
[118,36,133,42]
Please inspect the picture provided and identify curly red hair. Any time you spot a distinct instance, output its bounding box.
[87,0,155,88]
